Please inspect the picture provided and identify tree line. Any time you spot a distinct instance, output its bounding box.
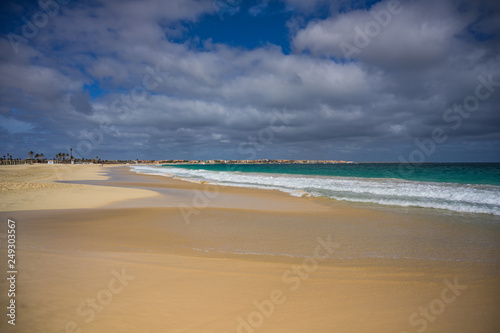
[0,149,101,165]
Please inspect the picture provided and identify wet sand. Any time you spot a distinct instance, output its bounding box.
[0,165,499,332]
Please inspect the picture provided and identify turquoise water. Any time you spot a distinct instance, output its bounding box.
[132,163,500,215]
[166,163,500,186]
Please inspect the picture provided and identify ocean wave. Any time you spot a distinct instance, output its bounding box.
[131,165,500,215]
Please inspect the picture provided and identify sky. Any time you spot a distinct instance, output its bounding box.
[0,0,499,162]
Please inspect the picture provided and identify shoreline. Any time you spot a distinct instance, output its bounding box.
[1,164,499,332]
[128,163,500,216]
[4,164,498,263]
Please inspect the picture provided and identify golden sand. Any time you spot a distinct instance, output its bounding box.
[0,164,157,211]
[0,165,499,332]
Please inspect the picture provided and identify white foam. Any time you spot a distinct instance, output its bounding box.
[131,165,500,215]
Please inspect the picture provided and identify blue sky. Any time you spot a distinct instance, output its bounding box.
[186,1,293,52]
[1,0,499,161]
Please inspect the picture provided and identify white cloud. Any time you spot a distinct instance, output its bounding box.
[293,0,473,68]
[1,0,499,161]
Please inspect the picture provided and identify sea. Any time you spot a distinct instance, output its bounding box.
[131,163,500,216]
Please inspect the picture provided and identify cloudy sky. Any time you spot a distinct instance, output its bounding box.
[1,0,499,162]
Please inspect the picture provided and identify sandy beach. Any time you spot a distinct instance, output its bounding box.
[1,164,499,333]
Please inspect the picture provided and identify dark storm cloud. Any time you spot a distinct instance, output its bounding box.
[0,0,499,161]
[70,92,93,115]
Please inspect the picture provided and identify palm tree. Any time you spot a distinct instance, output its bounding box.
[34,154,40,163]
[28,151,34,164]
[39,153,44,162]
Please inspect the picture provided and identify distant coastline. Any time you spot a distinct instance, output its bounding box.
[157,159,357,165]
